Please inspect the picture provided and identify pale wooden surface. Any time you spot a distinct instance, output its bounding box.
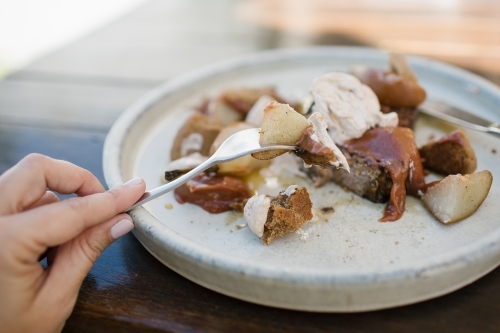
[236,0,500,75]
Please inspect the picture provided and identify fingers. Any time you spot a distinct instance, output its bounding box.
[0,154,105,215]
[26,191,60,211]
[41,214,134,297]
[39,214,134,308]
[11,178,145,260]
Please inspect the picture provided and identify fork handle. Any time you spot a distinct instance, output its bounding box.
[126,156,218,212]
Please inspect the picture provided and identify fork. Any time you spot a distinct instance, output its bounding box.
[126,128,296,211]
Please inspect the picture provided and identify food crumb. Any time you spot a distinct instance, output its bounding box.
[427,134,435,141]
[235,223,247,230]
[395,241,399,245]
[320,206,334,213]
[164,203,173,209]
[492,148,497,154]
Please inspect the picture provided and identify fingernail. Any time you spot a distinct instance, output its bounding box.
[123,177,143,186]
[111,219,134,239]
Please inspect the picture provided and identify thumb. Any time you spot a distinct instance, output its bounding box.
[38,213,134,308]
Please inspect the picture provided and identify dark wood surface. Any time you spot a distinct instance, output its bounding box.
[1,0,499,332]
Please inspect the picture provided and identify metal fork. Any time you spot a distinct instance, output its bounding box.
[126,128,296,211]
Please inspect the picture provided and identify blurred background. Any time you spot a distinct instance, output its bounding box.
[1,0,498,80]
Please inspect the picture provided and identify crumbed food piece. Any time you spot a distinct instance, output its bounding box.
[244,186,313,245]
[171,113,223,160]
[419,129,477,175]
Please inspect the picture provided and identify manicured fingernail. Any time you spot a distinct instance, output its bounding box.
[111,219,134,239]
[123,177,143,186]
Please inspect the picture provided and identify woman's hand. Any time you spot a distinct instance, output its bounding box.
[0,154,146,333]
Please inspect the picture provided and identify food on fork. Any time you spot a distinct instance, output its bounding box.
[419,129,477,175]
[244,185,313,244]
[251,101,349,171]
[251,101,311,160]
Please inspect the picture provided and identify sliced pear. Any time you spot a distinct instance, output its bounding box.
[422,170,493,224]
[210,122,270,175]
[252,101,310,160]
[211,98,244,125]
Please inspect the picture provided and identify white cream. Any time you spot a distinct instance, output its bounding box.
[311,72,398,144]
[283,185,298,196]
[180,133,204,156]
[244,194,271,237]
[307,112,350,172]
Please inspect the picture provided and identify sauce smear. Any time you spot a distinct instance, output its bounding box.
[174,173,251,214]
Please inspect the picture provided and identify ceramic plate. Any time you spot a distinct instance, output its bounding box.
[103,47,500,312]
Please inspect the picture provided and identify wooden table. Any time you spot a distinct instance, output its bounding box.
[1,1,499,332]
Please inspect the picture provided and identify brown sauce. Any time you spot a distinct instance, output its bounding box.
[345,127,427,222]
[174,173,251,214]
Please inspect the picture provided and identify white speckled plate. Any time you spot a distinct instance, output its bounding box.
[103,47,500,312]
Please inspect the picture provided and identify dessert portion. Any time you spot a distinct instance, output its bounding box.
[165,55,493,244]
[330,127,426,221]
[351,53,426,128]
[244,185,313,244]
[419,129,477,175]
